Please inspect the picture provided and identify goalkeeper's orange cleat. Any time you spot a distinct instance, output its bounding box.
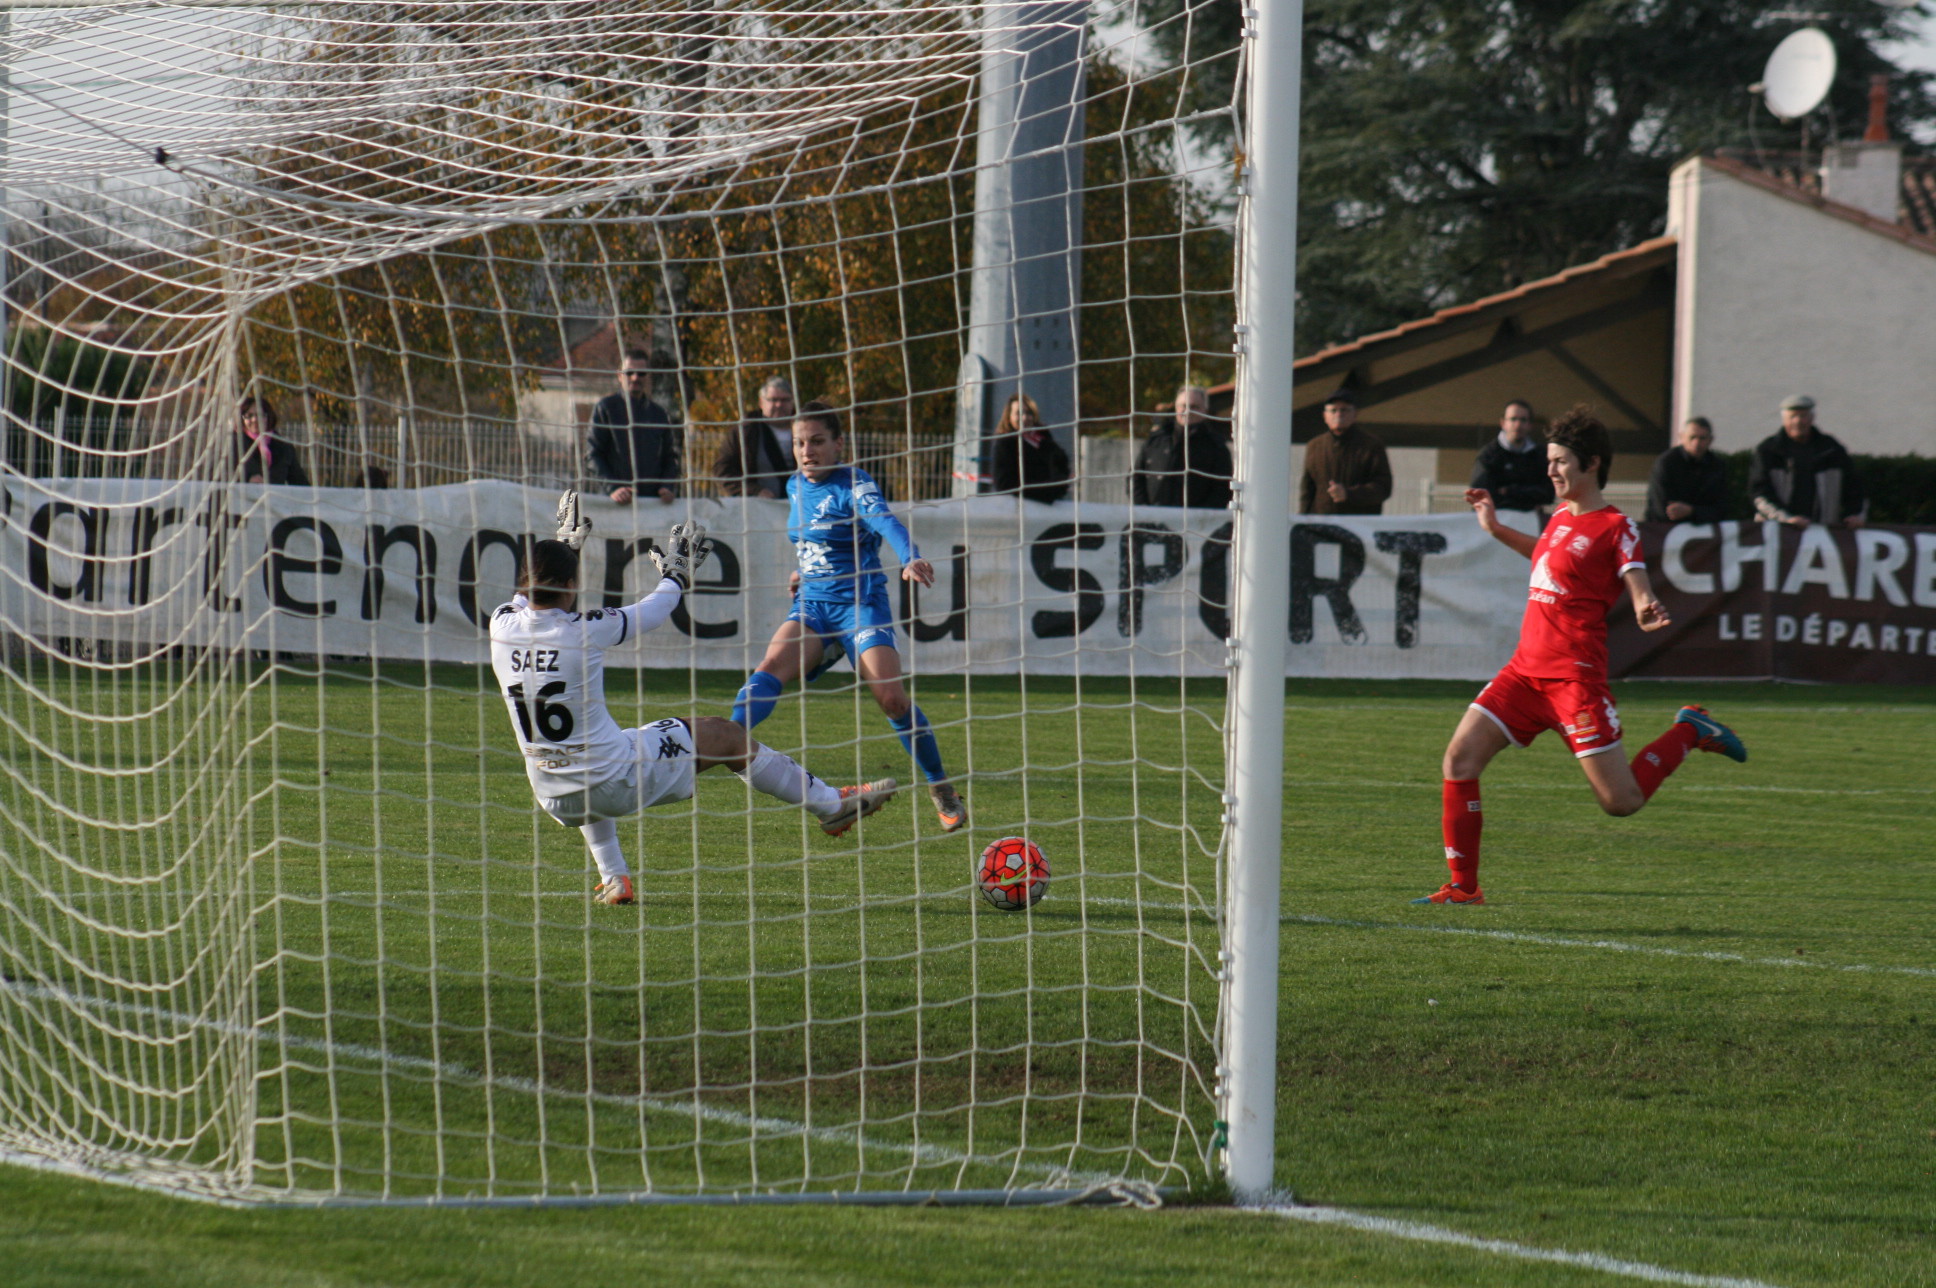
[929,782,968,834]
[822,779,897,837]
[593,875,634,906]
[1412,882,1484,905]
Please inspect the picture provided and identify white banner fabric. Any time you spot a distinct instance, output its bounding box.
[1,481,1536,680]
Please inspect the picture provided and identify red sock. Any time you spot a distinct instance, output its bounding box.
[1441,779,1482,890]
[1630,723,1697,802]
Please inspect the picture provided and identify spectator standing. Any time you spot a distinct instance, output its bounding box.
[586,350,682,505]
[1469,400,1554,513]
[989,393,1072,504]
[1299,388,1392,514]
[234,395,310,486]
[1644,417,1729,523]
[714,375,797,499]
[1131,384,1231,509]
[1750,395,1867,529]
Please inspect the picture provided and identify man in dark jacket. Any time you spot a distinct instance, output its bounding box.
[1131,385,1231,509]
[1299,387,1392,514]
[586,350,681,504]
[1750,395,1866,529]
[714,375,797,499]
[1469,400,1553,513]
[1645,417,1730,523]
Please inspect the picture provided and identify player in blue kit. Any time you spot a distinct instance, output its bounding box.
[730,401,967,832]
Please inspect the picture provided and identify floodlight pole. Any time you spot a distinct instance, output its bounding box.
[1222,0,1303,1203]
[955,1,1086,496]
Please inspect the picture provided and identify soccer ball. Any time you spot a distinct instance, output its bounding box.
[977,837,1048,911]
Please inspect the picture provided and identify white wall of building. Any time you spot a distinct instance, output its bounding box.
[1669,158,1936,458]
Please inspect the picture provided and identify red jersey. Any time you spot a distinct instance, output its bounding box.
[1511,505,1644,679]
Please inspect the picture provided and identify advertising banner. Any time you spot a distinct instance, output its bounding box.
[1609,521,1936,683]
[2,480,1535,679]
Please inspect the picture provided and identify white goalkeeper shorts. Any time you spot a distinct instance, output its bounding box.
[538,718,697,827]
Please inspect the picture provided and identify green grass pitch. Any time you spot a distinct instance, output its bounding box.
[3,671,1933,1286]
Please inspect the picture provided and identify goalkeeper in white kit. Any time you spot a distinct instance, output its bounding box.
[489,492,896,905]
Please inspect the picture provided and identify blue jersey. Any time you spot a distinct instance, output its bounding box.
[788,465,919,604]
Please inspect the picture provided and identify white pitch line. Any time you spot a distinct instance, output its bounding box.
[252,891,1936,980]
[1284,914,1936,980]
[1280,702,1934,716]
[51,891,1927,983]
[1286,779,1932,797]
[1253,1201,1786,1288]
[0,999,1795,1286]
[0,979,1110,1191]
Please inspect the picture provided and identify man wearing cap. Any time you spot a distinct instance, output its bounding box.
[1749,395,1866,529]
[1300,388,1393,515]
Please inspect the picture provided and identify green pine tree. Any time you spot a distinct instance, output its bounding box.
[1137,0,1934,351]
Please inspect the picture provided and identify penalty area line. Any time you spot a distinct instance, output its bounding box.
[1252,1201,1785,1288]
[1285,915,1936,980]
[264,892,1932,980]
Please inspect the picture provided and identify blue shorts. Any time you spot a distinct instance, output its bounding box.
[787,591,897,665]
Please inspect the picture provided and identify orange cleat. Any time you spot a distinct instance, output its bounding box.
[593,875,634,906]
[822,779,898,837]
[929,782,968,834]
[1412,882,1484,905]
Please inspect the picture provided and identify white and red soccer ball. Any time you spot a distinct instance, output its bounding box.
[977,836,1048,911]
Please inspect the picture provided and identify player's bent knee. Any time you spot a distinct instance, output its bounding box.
[539,795,598,828]
[689,716,752,770]
[1598,791,1644,818]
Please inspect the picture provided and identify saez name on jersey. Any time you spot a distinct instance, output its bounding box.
[506,647,562,673]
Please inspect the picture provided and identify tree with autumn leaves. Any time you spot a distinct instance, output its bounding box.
[224,13,1235,488]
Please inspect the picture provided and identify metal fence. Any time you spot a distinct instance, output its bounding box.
[4,413,961,501]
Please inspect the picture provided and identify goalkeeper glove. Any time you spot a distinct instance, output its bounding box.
[555,489,592,551]
[651,521,713,591]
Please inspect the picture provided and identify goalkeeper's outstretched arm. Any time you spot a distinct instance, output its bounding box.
[612,520,714,637]
[551,492,701,637]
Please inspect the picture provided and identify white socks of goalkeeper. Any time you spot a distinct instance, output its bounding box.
[579,817,629,882]
[737,745,843,819]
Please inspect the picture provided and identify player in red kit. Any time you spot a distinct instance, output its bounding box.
[1418,407,1747,905]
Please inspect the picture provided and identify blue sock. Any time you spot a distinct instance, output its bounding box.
[887,706,948,784]
[731,670,784,729]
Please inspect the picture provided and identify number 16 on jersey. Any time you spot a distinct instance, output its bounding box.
[506,680,575,743]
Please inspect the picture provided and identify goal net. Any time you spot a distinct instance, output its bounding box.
[0,1,1245,1204]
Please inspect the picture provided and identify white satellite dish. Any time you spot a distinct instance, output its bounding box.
[1762,28,1837,122]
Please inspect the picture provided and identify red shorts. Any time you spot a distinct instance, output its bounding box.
[1471,662,1623,759]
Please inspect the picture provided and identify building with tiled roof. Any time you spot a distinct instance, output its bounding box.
[1209,86,1935,511]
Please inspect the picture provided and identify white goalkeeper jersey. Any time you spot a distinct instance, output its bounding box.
[487,579,683,798]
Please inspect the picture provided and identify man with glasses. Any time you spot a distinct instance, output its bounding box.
[1469,399,1555,514]
[586,349,682,506]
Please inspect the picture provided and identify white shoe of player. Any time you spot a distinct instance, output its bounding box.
[592,875,634,905]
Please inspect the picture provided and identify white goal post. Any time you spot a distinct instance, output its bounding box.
[0,0,1292,1205]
